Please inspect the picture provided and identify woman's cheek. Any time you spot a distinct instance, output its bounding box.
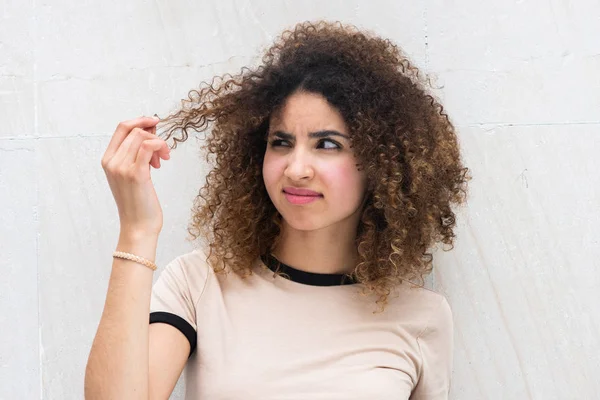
[324,161,365,197]
[262,154,283,190]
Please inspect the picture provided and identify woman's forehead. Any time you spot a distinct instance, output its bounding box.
[268,93,348,133]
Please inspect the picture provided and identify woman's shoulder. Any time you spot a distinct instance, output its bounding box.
[387,281,453,333]
[158,247,214,289]
[174,246,211,267]
[398,280,450,306]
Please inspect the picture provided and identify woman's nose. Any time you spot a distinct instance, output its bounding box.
[284,148,314,181]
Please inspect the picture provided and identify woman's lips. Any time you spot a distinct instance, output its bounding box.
[282,187,323,205]
[283,187,321,196]
[284,192,322,205]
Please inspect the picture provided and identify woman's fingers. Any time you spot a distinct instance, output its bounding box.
[103,116,160,163]
[141,124,160,168]
[135,138,170,171]
[110,127,167,169]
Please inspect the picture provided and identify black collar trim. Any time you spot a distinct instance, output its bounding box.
[260,254,358,286]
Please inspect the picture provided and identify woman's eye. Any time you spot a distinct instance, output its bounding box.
[270,139,290,147]
[317,139,341,150]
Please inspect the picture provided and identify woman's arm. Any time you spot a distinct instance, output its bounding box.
[84,233,189,399]
[148,323,190,400]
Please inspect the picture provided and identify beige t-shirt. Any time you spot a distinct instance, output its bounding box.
[150,248,453,399]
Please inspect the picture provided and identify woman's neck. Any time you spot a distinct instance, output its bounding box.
[272,222,359,275]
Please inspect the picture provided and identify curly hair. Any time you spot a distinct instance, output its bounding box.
[157,20,471,309]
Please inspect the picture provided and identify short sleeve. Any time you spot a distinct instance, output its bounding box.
[149,249,209,357]
[410,295,454,400]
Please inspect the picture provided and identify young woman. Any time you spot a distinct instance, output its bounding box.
[86,21,470,399]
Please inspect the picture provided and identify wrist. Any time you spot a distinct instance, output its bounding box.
[117,231,159,263]
[119,227,159,242]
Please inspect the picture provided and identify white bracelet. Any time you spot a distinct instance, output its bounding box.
[113,251,158,271]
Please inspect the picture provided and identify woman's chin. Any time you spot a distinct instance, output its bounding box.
[280,216,324,233]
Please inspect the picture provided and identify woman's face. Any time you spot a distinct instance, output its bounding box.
[263,90,368,233]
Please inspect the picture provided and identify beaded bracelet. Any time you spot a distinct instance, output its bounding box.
[113,251,158,271]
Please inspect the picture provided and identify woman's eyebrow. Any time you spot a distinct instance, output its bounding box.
[270,130,350,140]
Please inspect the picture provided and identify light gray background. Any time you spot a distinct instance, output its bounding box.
[1,0,599,399]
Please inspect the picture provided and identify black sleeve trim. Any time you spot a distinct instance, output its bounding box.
[149,311,197,358]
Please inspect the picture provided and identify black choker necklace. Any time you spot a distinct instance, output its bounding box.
[260,254,358,286]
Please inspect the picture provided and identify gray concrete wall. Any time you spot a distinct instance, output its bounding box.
[1,0,598,398]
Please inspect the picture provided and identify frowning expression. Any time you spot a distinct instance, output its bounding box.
[262,90,368,232]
